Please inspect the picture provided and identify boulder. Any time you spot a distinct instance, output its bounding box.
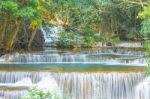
[14,21,44,50]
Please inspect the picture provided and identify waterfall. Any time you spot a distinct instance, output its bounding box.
[135,77,150,99]
[0,25,148,99]
[56,72,144,99]
[0,49,146,66]
[41,26,64,46]
[0,91,27,99]
[0,71,145,99]
[116,42,142,48]
[0,50,147,99]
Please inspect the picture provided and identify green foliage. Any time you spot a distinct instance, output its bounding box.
[138,4,150,19]
[0,0,42,30]
[0,0,41,20]
[29,0,40,7]
[16,7,36,19]
[57,27,100,47]
[57,31,77,47]
[0,0,18,12]
[0,0,44,51]
[140,18,150,38]
[137,3,150,75]
[143,40,150,51]
[137,4,150,40]
[50,0,142,42]
[43,0,144,47]
[79,28,100,46]
[21,86,58,99]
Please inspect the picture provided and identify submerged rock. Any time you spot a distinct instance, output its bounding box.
[14,21,44,50]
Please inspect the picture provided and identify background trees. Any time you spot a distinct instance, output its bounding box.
[0,0,149,50]
[0,0,42,51]
[49,0,144,46]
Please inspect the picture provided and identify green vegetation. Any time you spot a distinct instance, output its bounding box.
[0,0,43,51]
[0,0,149,49]
[50,0,143,47]
[138,3,150,40]
[137,2,150,74]
[21,86,58,99]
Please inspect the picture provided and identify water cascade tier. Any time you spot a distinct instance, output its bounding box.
[41,26,64,47]
[0,48,146,65]
[0,71,145,99]
[135,77,150,99]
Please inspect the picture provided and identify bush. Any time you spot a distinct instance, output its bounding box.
[56,28,101,48]
[21,86,58,99]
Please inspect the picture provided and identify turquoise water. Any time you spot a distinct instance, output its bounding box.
[0,63,146,72]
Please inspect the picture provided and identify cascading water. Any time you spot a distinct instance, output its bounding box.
[41,26,64,46]
[0,25,148,99]
[1,49,146,65]
[0,47,147,99]
[0,72,145,99]
[135,77,150,99]
[56,72,145,99]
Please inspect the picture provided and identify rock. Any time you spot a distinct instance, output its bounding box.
[102,42,112,47]
[30,29,44,49]
[106,42,112,46]
[14,21,44,50]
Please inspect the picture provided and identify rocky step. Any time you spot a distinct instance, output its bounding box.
[0,84,32,90]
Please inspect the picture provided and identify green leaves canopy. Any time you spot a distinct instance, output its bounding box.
[0,0,41,20]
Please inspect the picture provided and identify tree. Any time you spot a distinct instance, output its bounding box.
[0,0,42,51]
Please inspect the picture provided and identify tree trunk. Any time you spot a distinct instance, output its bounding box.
[5,20,20,51]
[28,29,37,50]
[0,13,9,44]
